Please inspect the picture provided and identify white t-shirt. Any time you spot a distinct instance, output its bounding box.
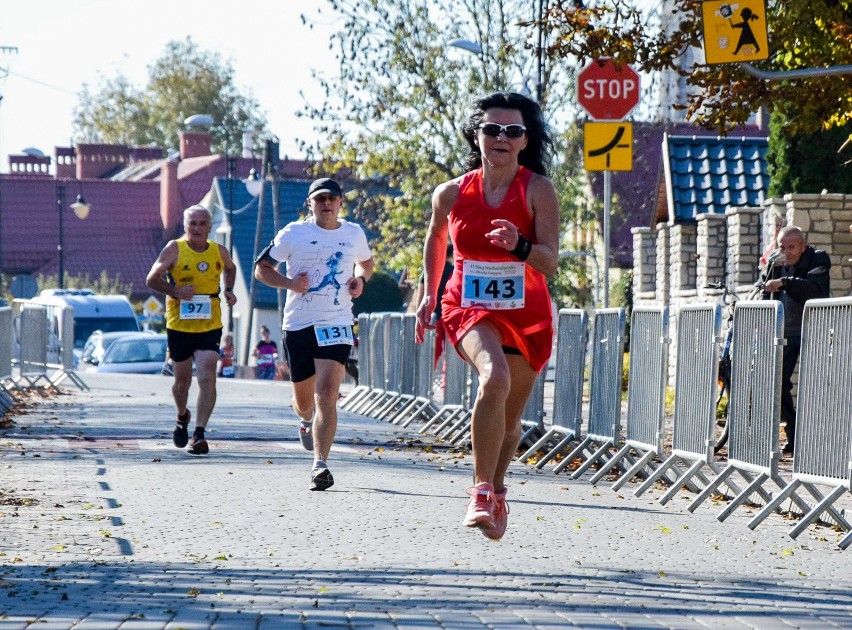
[267,218,372,331]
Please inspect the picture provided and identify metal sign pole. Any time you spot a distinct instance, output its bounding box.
[603,170,611,307]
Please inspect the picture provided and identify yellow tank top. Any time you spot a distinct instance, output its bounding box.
[165,239,224,333]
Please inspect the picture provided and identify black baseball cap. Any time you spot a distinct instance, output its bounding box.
[308,177,342,199]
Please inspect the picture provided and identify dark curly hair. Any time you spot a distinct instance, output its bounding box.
[461,92,553,177]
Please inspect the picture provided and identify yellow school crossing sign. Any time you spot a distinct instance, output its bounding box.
[584,122,632,172]
[701,0,769,65]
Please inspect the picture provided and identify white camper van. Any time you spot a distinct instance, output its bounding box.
[31,289,140,355]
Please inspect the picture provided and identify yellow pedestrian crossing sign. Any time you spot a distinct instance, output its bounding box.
[701,0,769,65]
[584,122,632,172]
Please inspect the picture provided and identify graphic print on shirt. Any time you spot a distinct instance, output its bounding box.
[307,251,345,305]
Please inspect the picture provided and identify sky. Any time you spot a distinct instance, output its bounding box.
[0,0,339,168]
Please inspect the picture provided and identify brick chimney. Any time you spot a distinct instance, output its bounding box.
[55,147,76,179]
[8,153,51,175]
[160,157,182,238]
[180,131,213,159]
[76,144,130,179]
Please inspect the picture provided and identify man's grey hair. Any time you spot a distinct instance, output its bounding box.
[778,225,805,243]
[184,204,213,225]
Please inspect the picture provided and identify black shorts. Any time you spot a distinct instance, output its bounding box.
[283,325,352,383]
[167,328,222,363]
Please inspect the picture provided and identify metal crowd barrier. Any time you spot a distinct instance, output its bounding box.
[686,301,810,521]
[747,297,852,546]
[519,309,588,468]
[519,371,547,446]
[347,313,387,414]
[340,313,373,409]
[11,299,87,390]
[554,308,626,477]
[14,305,52,391]
[634,304,736,502]
[418,340,471,436]
[361,313,405,417]
[392,325,437,427]
[0,307,19,413]
[599,307,669,489]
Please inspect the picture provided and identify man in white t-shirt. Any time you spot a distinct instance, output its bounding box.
[255,177,374,491]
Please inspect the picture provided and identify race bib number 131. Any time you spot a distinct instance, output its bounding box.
[461,260,525,309]
[314,324,354,347]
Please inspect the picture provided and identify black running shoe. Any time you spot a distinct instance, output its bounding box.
[173,411,190,448]
[310,467,334,491]
[187,435,209,456]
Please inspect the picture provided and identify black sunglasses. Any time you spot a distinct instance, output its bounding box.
[478,123,527,138]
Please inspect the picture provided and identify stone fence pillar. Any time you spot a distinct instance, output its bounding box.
[696,213,727,293]
[726,206,762,292]
[669,223,697,297]
[632,226,657,304]
[655,223,670,305]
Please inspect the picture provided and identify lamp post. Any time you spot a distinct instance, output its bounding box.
[448,0,549,108]
[225,152,237,332]
[55,182,90,289]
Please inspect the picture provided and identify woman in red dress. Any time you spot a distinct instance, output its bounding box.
[416,92,560,540]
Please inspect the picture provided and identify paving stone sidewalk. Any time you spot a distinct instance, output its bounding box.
[1,373,852,629]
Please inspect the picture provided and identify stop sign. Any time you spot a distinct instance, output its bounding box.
[577,58,640,120]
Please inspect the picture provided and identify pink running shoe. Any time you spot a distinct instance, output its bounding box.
[484,487,509,541]
[462,482,495,531]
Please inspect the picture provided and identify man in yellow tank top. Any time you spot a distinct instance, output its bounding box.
[146,205,237,455]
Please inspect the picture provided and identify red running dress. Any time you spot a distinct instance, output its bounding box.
[441,167,554,373]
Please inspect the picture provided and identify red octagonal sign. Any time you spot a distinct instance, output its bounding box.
[578,58,640,121]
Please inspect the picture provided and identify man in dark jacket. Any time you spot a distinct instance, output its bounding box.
[763,226,831,455]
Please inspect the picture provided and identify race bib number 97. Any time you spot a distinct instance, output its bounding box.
[461,260,525,310]
[179,295,212,320]
[314,324,354,347]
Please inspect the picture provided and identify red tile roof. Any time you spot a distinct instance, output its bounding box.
[0,178,161,296]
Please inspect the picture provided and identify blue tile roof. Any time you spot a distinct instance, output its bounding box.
[213,177,310,309]
[663,134,770,223]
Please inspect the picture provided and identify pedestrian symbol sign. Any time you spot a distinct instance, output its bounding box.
[701,0,769,65]
[584,122,633,171]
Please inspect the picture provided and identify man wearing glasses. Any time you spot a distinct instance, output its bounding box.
[254,178,373,491]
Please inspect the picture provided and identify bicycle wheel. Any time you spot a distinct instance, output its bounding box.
[713,358,731,452]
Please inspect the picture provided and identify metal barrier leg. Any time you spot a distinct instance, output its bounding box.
[687,466,736,513]
[717,471,769,522]
[659,459,706,505]
[553,436,593,474]
[611,450,656,491]
[747,480,803,530]
[429,408,466,436]
[634,455,678,497]
[569,442,614,480]
[789,485,848,539]
[799,483,852,531]
[518,428,558,463]
[398,399,436,428]
[534,433,577,470]
[838,529,852,550]
[340,386,370,409]
[589,443,631,485]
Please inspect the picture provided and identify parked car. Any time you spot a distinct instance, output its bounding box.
[29,289,140,365]
[78,331,136,370]
[84,333,167,374]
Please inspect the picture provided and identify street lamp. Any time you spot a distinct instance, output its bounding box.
[448,0,549,107]
[55,182,91,289]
